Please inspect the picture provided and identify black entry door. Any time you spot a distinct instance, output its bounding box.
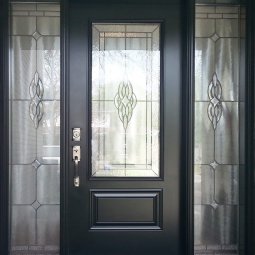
[68,1,183,254]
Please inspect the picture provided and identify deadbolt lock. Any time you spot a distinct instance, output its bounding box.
[72,128,81,141]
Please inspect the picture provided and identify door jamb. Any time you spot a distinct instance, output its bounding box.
[60,0,69,254]
[181,0,195,254]
[246,0,255,254]
[0,0,9,253]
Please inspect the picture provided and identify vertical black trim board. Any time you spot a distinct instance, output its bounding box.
[245,0,254,254]
[60,0,69,254]
[181,0,195,254]
[0,0,9,254]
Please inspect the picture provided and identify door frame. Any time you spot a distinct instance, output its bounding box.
[0,0,9,253]
[0,0,253,254]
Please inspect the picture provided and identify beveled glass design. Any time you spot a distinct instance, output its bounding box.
[9,3,60,254]
[194,4,245,255]
[91,23,160,177]
[29,72,44,128]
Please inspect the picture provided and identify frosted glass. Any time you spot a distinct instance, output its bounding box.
[9,3,60,254]
[194,4,244,255]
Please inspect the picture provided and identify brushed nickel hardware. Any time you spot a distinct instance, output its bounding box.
[73,146,81,187]
[72,128,81,141]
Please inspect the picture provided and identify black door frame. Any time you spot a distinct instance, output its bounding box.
[0,0,254,254]
[245,0,255,253]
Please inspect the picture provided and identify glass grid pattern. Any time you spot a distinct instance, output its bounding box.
[91,23,161,177]
[9,3,60,254]
[194,4,245,255]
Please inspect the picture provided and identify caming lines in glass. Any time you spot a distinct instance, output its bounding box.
[29,72,44,129]
[9,3,60,254]
[91,23,161,177]
[114,81,137,131]
[194,5,245,254]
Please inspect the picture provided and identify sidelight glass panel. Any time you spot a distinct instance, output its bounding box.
[194,3,246,255]
[91,23,161,177]
[9,3,60,254]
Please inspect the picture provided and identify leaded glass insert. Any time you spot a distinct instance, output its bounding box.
[194,4,246,255]
[91,23,161,177]
[9,3,60,254]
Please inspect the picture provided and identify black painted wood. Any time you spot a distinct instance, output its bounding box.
[0,0,9,254]
[245,0,255,254]
[90,189,162,229]
[181,0,195,254]
[67,1,185,255]
[60,0,69,254]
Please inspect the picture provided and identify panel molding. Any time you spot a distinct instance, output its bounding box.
[90,189,162,230]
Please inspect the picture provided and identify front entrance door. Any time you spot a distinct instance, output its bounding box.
[68,1,183,254]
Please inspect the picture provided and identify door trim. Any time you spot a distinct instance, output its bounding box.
[181,0,195,254]
[0,0,9,253]
[246,0,255,253]
[60,0,70,254]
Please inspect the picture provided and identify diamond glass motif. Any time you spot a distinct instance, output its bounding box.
[31,200,41,210]
[210,33,220,42]
[210,200,219,210]
[210,161,219,169]
[32,31,42,40]
[32,159,41,169]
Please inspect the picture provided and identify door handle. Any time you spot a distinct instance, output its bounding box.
[73,145,81,187]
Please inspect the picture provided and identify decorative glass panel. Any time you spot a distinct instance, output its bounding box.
[91,23,160,177]
[194,4,246,255]
[9,3,60,254]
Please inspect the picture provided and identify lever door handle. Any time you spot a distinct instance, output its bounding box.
[73,146,80,187]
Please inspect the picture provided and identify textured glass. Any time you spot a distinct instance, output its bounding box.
[194,4,244,255]
[37,205,60,246]
[12,17,36,35]
[12,36,36,99]
[11,165,36,204]
[215,39,239,101]
[194,165,214,205]
[91,23,160,177]
[37,17,60,36]
[11,206,36,246]
[9,3,60,254]
[215,165,238,204]
[195,39,215,101]
[37,165,60,204]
